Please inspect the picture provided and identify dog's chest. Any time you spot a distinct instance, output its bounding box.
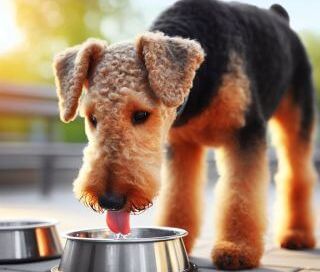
[169,79,251,147]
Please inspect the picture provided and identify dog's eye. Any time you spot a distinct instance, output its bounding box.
[88,114,97,128]
[132,111,150,125]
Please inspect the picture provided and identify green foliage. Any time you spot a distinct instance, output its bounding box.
[0,116,29,135]
[56,119,87,143]
[0,0,137,84]
[0,0,139,142]
[301,32,320,108]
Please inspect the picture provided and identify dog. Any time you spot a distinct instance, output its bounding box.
[53,0,317,269]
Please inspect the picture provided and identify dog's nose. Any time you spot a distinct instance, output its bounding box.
[98,192,126,211]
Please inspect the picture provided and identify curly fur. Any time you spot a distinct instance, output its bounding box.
[53,39,107,122]
[157,142,207,252]
[212,138,269,269]
[136,32,204,107]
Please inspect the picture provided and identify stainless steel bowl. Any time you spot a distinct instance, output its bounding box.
[52,227,196,272]
[0,220,63,264]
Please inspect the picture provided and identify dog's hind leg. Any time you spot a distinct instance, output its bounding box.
[212,120,269,269]
[269,79,317,249]
[156,141,206,253]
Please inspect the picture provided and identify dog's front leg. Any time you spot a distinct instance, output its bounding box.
[156,141,206,253]
[212,127,269,270]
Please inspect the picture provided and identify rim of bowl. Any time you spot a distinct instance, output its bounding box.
[64,226,188,243]
[0,219,58,231]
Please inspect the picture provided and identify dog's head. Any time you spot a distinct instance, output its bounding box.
[53,32,204,213]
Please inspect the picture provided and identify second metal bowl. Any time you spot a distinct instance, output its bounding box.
[53,227,195,272]
[0,219,62,264]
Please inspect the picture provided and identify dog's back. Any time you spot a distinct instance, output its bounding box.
[151,0,314,132]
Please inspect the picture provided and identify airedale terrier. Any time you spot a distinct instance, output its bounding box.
[53,0,317,269]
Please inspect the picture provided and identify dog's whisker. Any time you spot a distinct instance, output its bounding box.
[78,193,103,213]
[129,200,153,215]
[79,195,84,202]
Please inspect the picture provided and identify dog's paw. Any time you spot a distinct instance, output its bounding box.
[278,229,315,250]
[211,241,261,270]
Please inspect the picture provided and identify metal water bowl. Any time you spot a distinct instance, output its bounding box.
[52,227,196,272]
[0,220,62,264]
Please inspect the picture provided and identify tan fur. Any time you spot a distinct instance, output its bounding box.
[212,138,269,269]
[157,142,206,252]
[169,52,251,146]
[73,87,171,212]
[269,94,317,249]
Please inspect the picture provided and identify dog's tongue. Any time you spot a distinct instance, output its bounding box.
[106,210,130,235]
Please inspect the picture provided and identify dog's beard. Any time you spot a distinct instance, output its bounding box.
[79,193,104,213]
[129,200,153,214]
[79,192,153,215]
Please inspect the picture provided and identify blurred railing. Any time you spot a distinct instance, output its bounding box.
[0,82,83,194]
[0,82,319,193]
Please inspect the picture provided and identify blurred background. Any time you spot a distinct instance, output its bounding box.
[0,0,319,245]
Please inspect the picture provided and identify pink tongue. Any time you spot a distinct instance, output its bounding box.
[106,210,130,235]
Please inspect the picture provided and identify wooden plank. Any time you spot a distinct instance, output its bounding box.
[0,82,59,116]
[0,99,58,116]
[0,156,81,170]
[0,142,85,156]
[0,82,56,100]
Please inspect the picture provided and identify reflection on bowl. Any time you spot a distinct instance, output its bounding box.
[53,227,195,272]
[0,219,62,264]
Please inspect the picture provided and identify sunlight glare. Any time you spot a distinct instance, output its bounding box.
[0,0,23,54]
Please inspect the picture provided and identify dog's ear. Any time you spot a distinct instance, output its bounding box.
[53,39,107,122]
[136,32,204,107]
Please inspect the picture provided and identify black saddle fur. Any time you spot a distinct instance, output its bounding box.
[150,0,314,138]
